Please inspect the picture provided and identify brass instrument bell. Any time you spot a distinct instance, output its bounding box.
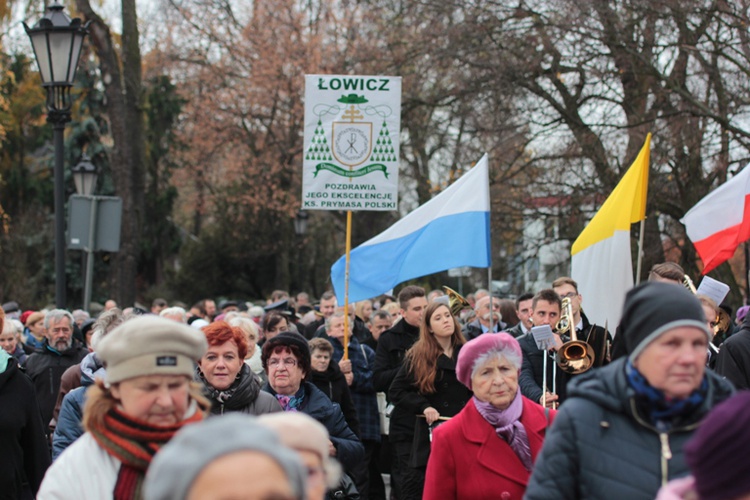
[443,286,470,317]
[555,297,595,374]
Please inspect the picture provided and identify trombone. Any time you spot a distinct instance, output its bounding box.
[555,297,595,375]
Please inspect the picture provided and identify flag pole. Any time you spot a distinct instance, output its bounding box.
[635,218,646,285]
[486,156,494,333]
[488,266,494,332]
[343,210,352,360]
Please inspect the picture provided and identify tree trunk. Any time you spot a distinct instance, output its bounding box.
[76,0,144,307]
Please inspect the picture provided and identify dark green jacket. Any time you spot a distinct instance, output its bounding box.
[524,358,734,500]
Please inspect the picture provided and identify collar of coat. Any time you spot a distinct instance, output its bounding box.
[460,396,552,486]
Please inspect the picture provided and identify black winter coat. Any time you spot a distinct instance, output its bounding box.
[310,362,361,438]
[525,358,734,500]
[518,312,610,405]
[263,381,364,468]
[714,324,750,390]
[462,319,504,341]
[503,322,527,338]
[22,341,87,430]
[0,357,50,499]
[518,332,571,404]
[388,348,471,450]
[373,318,419,396]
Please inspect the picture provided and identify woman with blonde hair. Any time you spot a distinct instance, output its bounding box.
[388,301,472,499]
[38,316,210,499]
[355,300,373,324]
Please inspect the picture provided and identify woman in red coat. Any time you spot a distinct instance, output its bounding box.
[423,333,554,500]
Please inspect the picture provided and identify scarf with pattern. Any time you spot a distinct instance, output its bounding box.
[275,385,306,412]
[197,366,241,404]
[89,406,204,500]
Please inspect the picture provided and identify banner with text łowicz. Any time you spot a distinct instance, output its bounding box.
[302,75,401,211]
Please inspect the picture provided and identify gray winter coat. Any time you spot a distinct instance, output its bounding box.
[524,358,734,500]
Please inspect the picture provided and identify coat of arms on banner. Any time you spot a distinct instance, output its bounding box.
[303,75,401,212]
[306,93,397,179]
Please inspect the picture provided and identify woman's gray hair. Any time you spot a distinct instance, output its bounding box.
[470,346,522,379]
[159,306,187,323]
[228,316,259,340]
[90,308,139,350]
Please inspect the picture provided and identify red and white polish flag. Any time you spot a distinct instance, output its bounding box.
[681,165,750,274]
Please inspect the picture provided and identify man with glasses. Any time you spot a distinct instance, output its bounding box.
[552,276,611,369]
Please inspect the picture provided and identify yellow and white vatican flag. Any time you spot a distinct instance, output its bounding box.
[571,134,650,328]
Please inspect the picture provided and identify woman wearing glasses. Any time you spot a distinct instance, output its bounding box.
[261,331,364,469]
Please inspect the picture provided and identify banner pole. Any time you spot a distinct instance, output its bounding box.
[343,210,353,360]
[635,218,646,285]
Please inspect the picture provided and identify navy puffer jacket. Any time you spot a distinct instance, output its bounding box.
[525,358,734,500]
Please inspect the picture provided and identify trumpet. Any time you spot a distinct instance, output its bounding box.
[555,297,595,374]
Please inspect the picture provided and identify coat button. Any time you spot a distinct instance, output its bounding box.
[501,493,511,500]
[442,402,449,408]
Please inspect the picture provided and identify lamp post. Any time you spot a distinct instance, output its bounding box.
[24,3,88,308]
[294,211,309,291]
[71,155,98,311]
[294,211,309,237]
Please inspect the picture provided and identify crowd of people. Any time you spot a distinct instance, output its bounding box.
[2,262,750,499]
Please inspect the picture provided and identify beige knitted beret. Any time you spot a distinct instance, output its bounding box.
[97,315,207,384]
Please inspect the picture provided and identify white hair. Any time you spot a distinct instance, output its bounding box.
[160,306,187,323]
[470,347,522,380]
[228,316,259,339]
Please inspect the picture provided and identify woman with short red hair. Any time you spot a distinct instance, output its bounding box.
[198,321,281,415]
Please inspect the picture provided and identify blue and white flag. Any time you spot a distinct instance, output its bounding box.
[331,154,491,302]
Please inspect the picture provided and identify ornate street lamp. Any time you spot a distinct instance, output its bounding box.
[24,4,88,308]
[71,154,98,196]
[294,211,309,291]
[294,211,309,236]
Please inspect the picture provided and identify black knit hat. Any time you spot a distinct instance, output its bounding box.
[261,331,311,376]
[620,281,711,361]
[685,392,750,500]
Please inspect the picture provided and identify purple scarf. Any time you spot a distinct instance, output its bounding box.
[473,391,532,471]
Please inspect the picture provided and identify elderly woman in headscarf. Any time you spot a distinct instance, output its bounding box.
[38,316,210,499]
[197,321,280,415]
[525,282,735,500]
[423,333,553,500]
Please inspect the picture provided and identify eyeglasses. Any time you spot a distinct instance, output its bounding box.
[268,357,298,368]
[559,292,577,299]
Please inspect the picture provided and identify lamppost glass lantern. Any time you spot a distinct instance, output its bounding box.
[24,3,88,114]
[294,211,309,236]
[72,154,98,196]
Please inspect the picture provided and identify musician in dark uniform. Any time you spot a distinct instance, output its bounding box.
[552,277,611,367]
